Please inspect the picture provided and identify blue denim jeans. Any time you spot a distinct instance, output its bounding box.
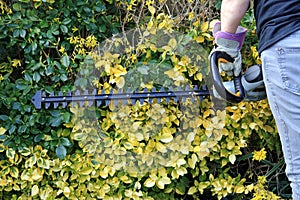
[261,30,300,199]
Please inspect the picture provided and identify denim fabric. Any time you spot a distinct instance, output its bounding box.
[261,30,300,200]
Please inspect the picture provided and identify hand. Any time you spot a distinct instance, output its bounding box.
[210,22,247,77]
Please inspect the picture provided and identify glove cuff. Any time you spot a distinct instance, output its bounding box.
[213,22,247,50]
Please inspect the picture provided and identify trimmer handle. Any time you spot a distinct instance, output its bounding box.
[210,51,245,103]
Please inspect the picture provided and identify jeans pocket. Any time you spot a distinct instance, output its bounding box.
[277,47,300,94]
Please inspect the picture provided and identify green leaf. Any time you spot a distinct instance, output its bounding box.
[15,79,29,90]
[17,125,27,133]
[60,25,68,33]
[60,137,72,147]
[33,71,41,82]
[60,74,68,81]
[20,30,26,38]
[0,115,9,121]
[74,78,88,89]
[137,65,149,75]
[40,20,49,28]
[61,55,70,67]
[13,29,20,38]
[32,62,41,70]
[62,18,72,25]
[99,25,106,33]
[34,134,44,143]
[73,133,84,141]
[50,117,62,127]
[19,0,30,3]
[56,145,67,160]
[10,166,19,178]
[6,148,16,159]
[9,125,16,134]
[62,112,71,122]
[24,73,33,82]
[45,64,54,76]
[31,42,38,54]
[12,3,22,11]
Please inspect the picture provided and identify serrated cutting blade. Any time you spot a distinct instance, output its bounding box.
[31,86,210,109]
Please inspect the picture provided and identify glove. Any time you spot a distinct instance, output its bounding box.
[210,22,247,77]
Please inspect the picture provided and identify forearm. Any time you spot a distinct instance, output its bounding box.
[221,0,250,33]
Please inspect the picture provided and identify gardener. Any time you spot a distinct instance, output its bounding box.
[210,0,300,198]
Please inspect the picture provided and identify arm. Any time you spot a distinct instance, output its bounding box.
[221,0,250,33]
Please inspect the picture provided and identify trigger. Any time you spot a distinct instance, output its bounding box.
[218,58,228,64]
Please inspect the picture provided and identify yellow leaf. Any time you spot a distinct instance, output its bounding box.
[116,76,125,88]
[156,142,167,153]
[249,123,257,129]
[13,184,20,191]
[148,5,155,15]
[132,121,143,131]
[25,155,37,168]
[195,72,202,81]
[144,178,156,188]
[0,127,6,135]
[11,59,21,67]
[188,154,198,169]
[168,38,177,49]
[198,181,210,194]
[160,133,173,143]
[195,36,204,43]
[187,186,198,195]
[147,21,154,30]
[252,148,267,162]
[158,20,167,29]
[187,132,195,142]
[201,21,209,32]
[157,177,171,189]
[162,45,172,52]
[123,142,134,150]
[161,51,167,60]
[32,168,43,180]
[79,167,93,175]
[120,175,132,184]
[63,187,71,197]
[158,167,167,177]
[235,185,245,194]
[227,141,235,150]
[6,148,15,159]
[193,146,201,152]
[135,132,144,141]
[31,185,39,196]
[10,166,19,178]
[221,159,228,167]
[176,166,187,176]
[171,169,179,179]
[176,158,186,167]
[229,154,236,164]
[100,167,109,178]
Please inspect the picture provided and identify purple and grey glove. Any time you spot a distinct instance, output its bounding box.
[210,22,247,76]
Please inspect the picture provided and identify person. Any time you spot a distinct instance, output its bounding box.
[210,0,300,199]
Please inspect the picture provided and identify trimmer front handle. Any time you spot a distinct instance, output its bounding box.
[210,51,245,103]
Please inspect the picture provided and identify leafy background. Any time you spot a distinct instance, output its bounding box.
[0,0,291,199]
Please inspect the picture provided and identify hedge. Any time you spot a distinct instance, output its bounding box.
[0,0,290,199]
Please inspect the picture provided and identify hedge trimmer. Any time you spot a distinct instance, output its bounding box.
[32,51,266,109]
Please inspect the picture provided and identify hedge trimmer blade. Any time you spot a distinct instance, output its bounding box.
[32,86,211,109]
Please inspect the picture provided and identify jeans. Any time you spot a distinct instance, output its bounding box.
[261,30,300,199]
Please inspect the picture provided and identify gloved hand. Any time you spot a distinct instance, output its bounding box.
[210,22,247,77]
